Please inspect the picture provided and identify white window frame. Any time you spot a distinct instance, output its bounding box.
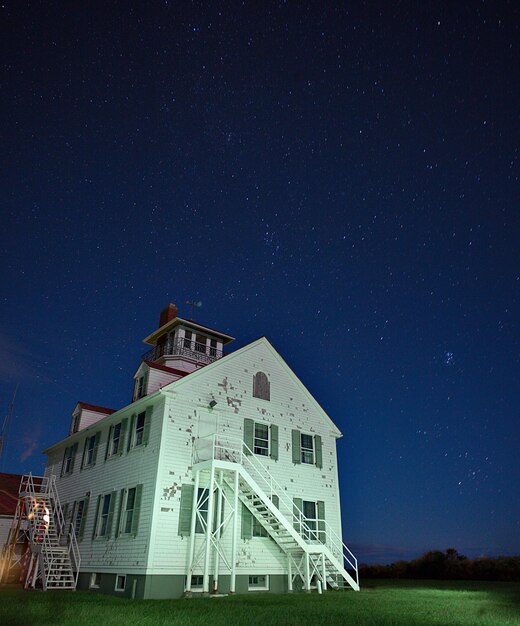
[300,433,314,465]
[84,434,96,467]
[121,487,137,535]
[190,575,204,592]
[71,412,80,434]
[89,572,101,589]
[96,493,112,538]
[248,574,269,591]
[115,574,126,592]
[109,422,122,457]
[73,499,85,536]
[302,500,318,541]
[63,447,75,475]
[134,412,146,448]
[253,422,270,457]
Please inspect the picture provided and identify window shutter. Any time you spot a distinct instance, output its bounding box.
[143,406,153,446]
[92,432,101,465]
[106,492,116,538]
[178,484,194,536]
[69,443,78,473]
[243,418,254,455]
[241,504,252,539]
[270,424,279,460]
[92,495,102,539]
[271,494,279,509]
[291,430,301,464]
[315,435,323,469]
[105,426,114,460]
[78,495,89,541]
[131,484,143,536]
[80,439,88,471]
[61,447,69,477]
[115,489,126,538]
[127,414,136,452]
[317,500,326,544]
[293,498,303,533]
[119,419,128,455]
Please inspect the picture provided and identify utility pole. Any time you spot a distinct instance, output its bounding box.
[0,384,18,464]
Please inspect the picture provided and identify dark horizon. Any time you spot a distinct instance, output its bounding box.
[1,2,519,566]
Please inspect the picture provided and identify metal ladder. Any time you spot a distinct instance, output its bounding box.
[0,474,80,591]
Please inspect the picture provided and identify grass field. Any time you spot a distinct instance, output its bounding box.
[1,579,519,626]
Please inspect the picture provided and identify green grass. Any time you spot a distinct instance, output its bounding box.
[1,579,519,626]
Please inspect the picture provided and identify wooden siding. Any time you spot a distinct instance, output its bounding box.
[78,408,109,432]
[146,368,181,395]
[148,339,344,576]
[45,397,165,574]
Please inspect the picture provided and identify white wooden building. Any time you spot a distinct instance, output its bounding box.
[42,304,358,598]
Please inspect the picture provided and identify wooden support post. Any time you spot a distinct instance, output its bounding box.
[321,553,327,591]
[304,552,311,592]
[230,469,239,593]
[287,554,293,592]
[185,470,200,593]
[213,470,223,593]
[203,465,216,593]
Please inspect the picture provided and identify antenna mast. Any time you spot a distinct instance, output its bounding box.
[185,300,202,320]
[0,384,19,462]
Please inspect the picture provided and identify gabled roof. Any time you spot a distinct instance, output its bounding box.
[160,336,342,437]
[142,316,235,347]
[0,472,23,516]
[76,402,117,415]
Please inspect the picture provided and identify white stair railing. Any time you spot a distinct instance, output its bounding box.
[19,473,80,590]
[193,434,358,587]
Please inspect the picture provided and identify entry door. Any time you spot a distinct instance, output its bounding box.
[196,409,218,461]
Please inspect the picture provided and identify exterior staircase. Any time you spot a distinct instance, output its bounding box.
[0,474,80,591]
[193,435,359,592]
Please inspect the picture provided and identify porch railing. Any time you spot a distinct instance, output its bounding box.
[142,338,222,365]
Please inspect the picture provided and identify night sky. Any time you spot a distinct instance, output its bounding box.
[1,2,519,564]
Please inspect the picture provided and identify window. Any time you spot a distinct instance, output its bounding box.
[97,494,112,537]
[183,330,192,348]
[190,575,203,590]
[137,376,145,399]
[195,334,207,353]
[115,574,126,592]
[83,434,97,467]
[253,516,268,538]
[71,412,80,434]
[254,423,269,456]
[73,500,85,536]
[134,412,145,447]
[123,488,136,534]
[209,339,217,357]
[61,444,77,476]
[244,419,278,460]
[301,433,314,464]
[302,500,318,540]
[248,575,269,590]
[109,423,122,456]
[90,572,101,588]
[253,372,270,401]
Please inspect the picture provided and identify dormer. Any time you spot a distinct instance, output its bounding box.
[69,402,116,435]
[141,303,235,374]
[132,360,188,402]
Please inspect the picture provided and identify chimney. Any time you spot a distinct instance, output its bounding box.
[159,303,178,328]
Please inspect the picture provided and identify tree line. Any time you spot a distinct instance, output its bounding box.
[359,549,520,581]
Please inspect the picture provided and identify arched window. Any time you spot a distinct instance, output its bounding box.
[253,372,270,401]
